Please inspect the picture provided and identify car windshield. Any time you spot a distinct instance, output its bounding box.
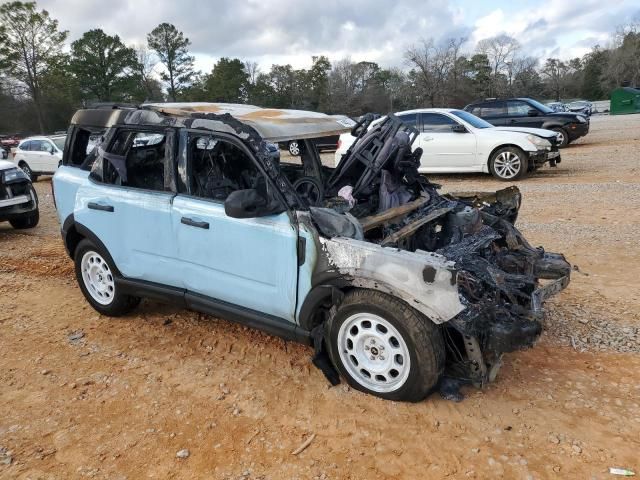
[526,99,554,114]
[52,137,66,150]
[450,110,493,129]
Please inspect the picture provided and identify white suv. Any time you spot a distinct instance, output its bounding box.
[12,135,66,181]
[335,109,561,180]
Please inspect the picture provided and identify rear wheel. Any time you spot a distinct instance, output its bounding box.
[74,239,140,316]
[552,127,569,148]
[326,290,445,402]
[489,146,528,181]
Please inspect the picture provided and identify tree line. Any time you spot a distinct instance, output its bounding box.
[1,1,639,134]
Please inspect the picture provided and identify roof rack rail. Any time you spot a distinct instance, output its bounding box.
[85,102,139,110]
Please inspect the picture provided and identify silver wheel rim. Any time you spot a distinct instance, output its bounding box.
[81,251,115,305]
[21,164,32,179]
[289,142,300,155]
[337,313,411,393]
[493,151,521,179]
[555,131,565,145]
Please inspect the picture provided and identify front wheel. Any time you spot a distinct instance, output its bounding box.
[19,162,37,182]
[552,127,569,148]
[74,239,140,316]
[489,147,528,181]
[10,210,39,229]
[326,290,445,402]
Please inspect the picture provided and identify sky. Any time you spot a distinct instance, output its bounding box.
[14,0,640,73]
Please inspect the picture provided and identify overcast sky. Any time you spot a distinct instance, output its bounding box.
[17,0,640,73]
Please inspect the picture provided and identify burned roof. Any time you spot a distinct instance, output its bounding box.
[70,102,355,143]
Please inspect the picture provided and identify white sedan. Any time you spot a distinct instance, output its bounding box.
[335,109,561,180]
[11,135,66,181]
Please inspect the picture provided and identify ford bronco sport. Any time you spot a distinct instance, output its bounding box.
[53,103,570,402]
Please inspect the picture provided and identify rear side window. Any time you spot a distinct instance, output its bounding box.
[19,140,33,151]
[421,113,457,132]
[479,102,506,117]
[90,129,174,192]
[66,126,107,167]
[397,113,418,129]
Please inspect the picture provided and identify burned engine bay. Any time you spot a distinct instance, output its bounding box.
[282,114,571,394]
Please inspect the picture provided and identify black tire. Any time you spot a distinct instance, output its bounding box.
[326,289,445,402]
[489,146,528,181]
[9,210,39,229]
[74,238,140,316]
[18,161,37,182]
[552,127,569,148]
[288,141,300,156]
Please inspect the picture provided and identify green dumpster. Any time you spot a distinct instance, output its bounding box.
[610,87,640,115]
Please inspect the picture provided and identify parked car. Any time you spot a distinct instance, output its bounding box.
[566,100,593,116]
[546,102,568,112]
[0,159,39,229]
[334,109,561,180]
[280,135,340,156]
[464,98,589,147]
[0,134,22,158]
[12,135,66,181]
[53,103,570,402]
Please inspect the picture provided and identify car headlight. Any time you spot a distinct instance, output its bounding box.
[2,167,29,183]
[526,135,551,149]
[576,115,586,123]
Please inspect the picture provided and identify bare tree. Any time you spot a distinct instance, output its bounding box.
[405,39,455,107]
[244,60,260,85]
[476,34,520,96]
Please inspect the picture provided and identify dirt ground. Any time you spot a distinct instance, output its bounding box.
[1,114,639,480]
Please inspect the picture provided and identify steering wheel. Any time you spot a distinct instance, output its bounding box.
[293,176,324,207]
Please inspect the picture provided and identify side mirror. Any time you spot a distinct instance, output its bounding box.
[451,124,467,133]
[224,189,284,219]
[527,109,539,117]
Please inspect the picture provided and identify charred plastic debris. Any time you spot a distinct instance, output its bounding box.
[296,114,571,399]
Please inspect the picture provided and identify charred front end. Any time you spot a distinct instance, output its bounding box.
[305,114,571,386]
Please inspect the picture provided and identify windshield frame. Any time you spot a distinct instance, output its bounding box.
[526,99,554,114]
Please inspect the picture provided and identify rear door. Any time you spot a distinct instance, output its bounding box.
[479,101,507,126]
[171,131,299,321]
[75,126,182,288]
[417,113,478,170]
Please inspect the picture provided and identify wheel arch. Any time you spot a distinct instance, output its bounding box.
[61,215,123,277]
[298,274,457,332]
[487,143,530,169]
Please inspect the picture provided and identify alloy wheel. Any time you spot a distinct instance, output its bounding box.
[288,141,300,156]
[493,151,522,179]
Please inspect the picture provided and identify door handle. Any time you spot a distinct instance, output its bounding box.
[88,202,114,212]
[181,217,209,229]
[509,119,517,123]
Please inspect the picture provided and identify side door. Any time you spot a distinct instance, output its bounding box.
[23,140,46,171]
[75,127,183,288]
[505,100,544,128]
[171,131,299,321]
[39,139,59,173]
[417,112,478,171]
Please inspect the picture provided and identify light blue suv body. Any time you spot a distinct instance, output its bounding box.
[53,103,570,402]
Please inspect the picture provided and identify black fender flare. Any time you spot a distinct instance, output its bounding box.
[61,214,123,277]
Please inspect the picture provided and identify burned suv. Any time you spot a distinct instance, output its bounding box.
[53,103,570,402]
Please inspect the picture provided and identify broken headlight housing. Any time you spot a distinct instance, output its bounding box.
[526,135,551,149]
[2,167,29,184]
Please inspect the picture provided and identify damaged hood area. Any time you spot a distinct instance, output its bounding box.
[304,113,571,363]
